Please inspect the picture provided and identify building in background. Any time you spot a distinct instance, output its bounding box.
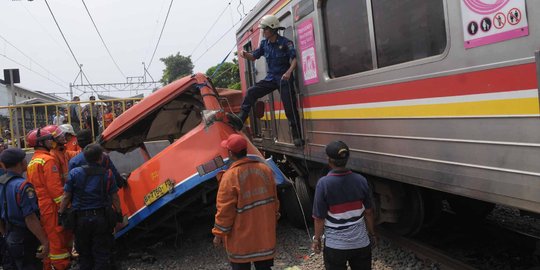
[0,79,67,144]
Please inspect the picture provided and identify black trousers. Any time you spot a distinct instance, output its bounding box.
[230,258,274,270]
[323,245,372,270]
[75,213,114,270]
[5,227,41,270]
[240,80,301,137]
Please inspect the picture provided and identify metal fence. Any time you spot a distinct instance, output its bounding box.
[0,98,142,148]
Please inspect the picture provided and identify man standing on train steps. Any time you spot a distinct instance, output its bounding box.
[237,14,303,147]
[311,141,377,270]
[213,134,280,270]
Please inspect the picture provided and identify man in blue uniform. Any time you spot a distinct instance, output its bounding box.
[311,141,377,270]
[58,144,122,270]
[68,130,127,189]
[0,148,49,270]
[237,14,303,147]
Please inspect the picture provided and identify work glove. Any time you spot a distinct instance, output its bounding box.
[119,173,130,188]
[58,212,66,226]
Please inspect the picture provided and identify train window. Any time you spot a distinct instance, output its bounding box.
[372,0,446,67]
[322,0,373,78]
[283,26,293,41]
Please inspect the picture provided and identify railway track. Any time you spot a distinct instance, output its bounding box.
[378,228,478,270]
[378,207,540,270]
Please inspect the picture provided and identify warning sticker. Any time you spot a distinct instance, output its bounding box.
[297,18,319,86]
[461,0,528,49]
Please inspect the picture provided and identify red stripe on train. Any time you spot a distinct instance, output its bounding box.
[303,63,537,108]
[263,63,537,111]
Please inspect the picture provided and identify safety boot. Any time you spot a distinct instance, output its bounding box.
[238,111,249,123]
[227,111,248,131]
[291,125,305,147]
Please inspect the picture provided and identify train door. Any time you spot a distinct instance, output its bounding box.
[268,11,298,145]
[242,41,262,139]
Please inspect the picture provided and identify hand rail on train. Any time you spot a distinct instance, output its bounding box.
[0,97,143,149]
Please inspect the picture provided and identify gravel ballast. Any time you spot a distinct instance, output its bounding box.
[118,219,439,270]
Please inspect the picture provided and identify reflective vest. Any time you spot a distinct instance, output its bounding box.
[212,158,279,263]
[27,150,64,215]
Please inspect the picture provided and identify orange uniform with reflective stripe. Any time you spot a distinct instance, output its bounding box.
[103,112,114,129]
[64,136,81,152]
[50,147,78,184]
[27,149,71,270]
[212,158,279,263]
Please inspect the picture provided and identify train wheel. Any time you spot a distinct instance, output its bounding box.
[448,195,495,221]
[383,186,425,236]
[280,177,313,229]
[422,190,443,228]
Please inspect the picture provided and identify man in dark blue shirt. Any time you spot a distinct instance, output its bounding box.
[311,141,377,270]
[59,144,122,270]
[0,148,49,270]
[237,15,303,147]
[68,130,127,189]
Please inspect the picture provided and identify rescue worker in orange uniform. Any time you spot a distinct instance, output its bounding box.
[42,125,77,185]
[59,124,81,153]
[26,127,71,270]
[103,105,114,130]
[212,134,280,270]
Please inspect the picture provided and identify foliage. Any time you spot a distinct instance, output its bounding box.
[205,59,240,90]
[160,53,194,84]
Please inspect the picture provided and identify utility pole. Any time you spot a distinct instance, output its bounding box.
[69,82,73,100]
[7,69,20,147]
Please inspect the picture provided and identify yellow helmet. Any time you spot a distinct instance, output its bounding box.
[259,15,281,30]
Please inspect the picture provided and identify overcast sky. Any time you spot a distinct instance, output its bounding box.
[0,0,259,99]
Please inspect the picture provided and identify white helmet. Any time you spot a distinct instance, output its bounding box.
[59,124,76,136]
[259,15,281,30]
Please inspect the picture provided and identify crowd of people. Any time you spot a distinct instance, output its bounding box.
[0,124,127,270]
[65,96,134,136]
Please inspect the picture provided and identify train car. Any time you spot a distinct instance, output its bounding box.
[236,0,540,234]
[99,73,288,240]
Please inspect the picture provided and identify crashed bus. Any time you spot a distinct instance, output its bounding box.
[98,73,302,242]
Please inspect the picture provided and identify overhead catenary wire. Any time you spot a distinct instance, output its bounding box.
[147,0,175,70]
[193,19,243,65]
[189,1,232,57]
[0,52,69,91]
[0,34,71,87]
[81,0,126,78]
[20,2,70,57]
[44,0,82,69]
[212,64,236,80]
[44,0,97,96]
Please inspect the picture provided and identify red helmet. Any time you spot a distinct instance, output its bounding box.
[26,128,53,147]
[41,125,64,139]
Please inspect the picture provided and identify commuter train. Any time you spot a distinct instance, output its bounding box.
[236,0,540,234]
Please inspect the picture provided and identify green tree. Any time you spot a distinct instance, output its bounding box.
[205,59,240,90]
[160,53,194,84]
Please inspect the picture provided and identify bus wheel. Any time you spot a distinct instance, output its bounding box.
[281,176,313,229]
